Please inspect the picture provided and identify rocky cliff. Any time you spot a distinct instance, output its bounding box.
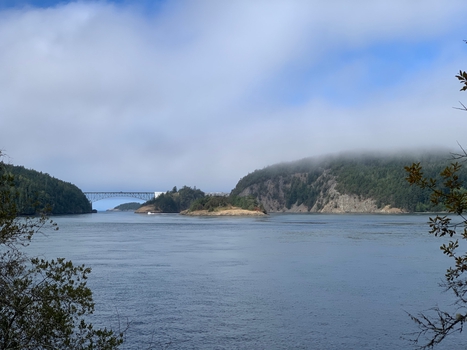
[231,152,456,213]
[237,172,403,213]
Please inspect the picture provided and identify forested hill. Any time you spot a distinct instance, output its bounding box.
[3,164,91,215]
[231,152,465,213]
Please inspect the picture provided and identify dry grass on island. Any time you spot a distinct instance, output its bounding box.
[136,204,267,216]
[134,205,160,214]
[184,195,267,216]
[134,190,267,216]
[181,206,267,216]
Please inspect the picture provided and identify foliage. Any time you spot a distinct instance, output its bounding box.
[405,159,467,348]
[4,164,91,215]
[230,158,321,198]
[230,195,265,212]
[188,195,265,213]
[0,154,123,349]
[231,153,458,212]
[284,172,324,209]
[177,186,205,211]
[403,60,467,348]
[456,70,467,91]
[332,154,453,211]
[112,202,142,211]
[151,192,179,213]
[189,196,230,212]
[142,186,205,213]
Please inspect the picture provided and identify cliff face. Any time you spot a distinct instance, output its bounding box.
[230,153,454,213]
[237,171,402,213]
[316,180,404,214]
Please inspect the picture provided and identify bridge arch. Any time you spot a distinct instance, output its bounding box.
[83,192,160,203]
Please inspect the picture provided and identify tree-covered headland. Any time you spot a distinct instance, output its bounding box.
[231,152,463,213]
[138,153,465,215]
[4,163,91,215]
[0,153,123,348]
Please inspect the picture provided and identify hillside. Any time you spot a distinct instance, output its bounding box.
[137,186,265,215]
[109,202,142,211]
[2,164,92,215]
[137,186,205,213]
[230,152,463,213]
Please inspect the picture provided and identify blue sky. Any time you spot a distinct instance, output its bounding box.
[1,0,467,210]
[0,0,163,10]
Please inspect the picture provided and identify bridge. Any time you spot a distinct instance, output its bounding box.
[83,192,162,203]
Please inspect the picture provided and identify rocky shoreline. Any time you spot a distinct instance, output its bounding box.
[134,205,160,214]
[134,205,267,216]
[238,175,408,214]
[181,207,267,216]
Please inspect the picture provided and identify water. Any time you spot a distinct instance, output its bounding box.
[28,212,462,349]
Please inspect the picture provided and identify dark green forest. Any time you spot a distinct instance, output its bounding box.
[188,194,265,213]
[142,186,206,213]
[5,152,460,216]
[231,152,464,212]
[112,202,142,211]
[3,164,91,215]
[141,186,265,213]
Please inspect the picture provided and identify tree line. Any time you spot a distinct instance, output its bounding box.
[142,186,206,212]
[231,152,464,212]
[188,194,265,213]
[0,153,123,348]
[141,185,265,213]
[4,164,91,215]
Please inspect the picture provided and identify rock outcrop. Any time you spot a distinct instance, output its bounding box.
[317,180,405,213]
[238,172,406,214]
[181,207,267,216]
[134,205,159,214]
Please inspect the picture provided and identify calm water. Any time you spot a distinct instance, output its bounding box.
[28,212,462,349]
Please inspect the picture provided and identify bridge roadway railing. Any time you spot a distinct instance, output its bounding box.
[83,192,156,203]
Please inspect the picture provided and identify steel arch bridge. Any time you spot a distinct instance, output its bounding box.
[83,192,157,203]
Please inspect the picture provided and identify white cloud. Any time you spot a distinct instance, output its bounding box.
[1,0,467,192]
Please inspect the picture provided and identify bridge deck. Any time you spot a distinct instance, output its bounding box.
[83,192,158,203]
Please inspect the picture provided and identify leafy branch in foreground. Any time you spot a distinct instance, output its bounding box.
[403,61,467,348]
[456,70,467,92]
[0,153,123,349]
[406,160,467,348]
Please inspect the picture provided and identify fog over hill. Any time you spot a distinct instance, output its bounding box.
[0,1,466,192]
[231,151,462,213]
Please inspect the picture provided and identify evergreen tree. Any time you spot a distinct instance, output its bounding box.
[0,153,123,349]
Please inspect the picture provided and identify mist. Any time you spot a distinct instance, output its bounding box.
[1,0,466,197]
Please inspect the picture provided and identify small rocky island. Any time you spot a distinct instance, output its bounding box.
[135,187,266,216]
[181,206,267,216]
[133,151,462,216]
[136,205,266,216]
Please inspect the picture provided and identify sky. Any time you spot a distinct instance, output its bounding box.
[1,0,467,209]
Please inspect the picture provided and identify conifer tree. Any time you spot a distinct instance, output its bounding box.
[0,153,123,349]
